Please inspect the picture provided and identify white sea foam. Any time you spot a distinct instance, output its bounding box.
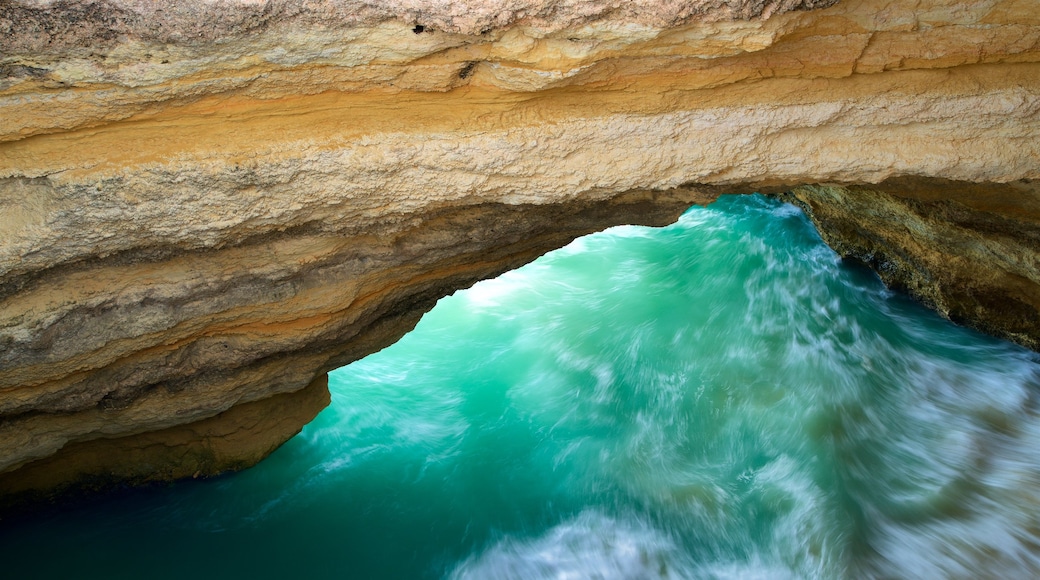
[449,511,696,580]
[449,508,831,580]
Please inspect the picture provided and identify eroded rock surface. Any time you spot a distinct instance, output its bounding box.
[781,179,1040,351]
[1,0,1038,510]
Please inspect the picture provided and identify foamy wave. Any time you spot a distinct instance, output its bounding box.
[449,510,821,580]
[449,511,695,580]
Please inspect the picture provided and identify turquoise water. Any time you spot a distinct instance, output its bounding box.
[3,194,1040,578]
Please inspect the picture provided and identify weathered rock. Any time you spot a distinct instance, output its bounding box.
[0,0,1038,509]
[780,179,1040,350]
[0,371,331,513]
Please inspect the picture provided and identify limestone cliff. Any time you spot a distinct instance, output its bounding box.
[1,0,1038,510]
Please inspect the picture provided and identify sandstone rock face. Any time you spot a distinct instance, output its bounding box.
[1,0,1038,509]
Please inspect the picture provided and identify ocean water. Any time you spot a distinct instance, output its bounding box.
[3,194,1040,579]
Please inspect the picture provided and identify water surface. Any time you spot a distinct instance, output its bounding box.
[3,195,1040,579]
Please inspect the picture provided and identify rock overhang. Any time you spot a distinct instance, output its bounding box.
[0,0,1038,511]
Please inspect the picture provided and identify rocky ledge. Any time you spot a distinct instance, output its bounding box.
[1,0,1038,511]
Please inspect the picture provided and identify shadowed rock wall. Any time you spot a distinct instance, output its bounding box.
[780,179,1040,351]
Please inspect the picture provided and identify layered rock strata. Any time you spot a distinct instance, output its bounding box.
[1,0,1039,509]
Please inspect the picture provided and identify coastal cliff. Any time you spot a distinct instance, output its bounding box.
[1,0,1038,509]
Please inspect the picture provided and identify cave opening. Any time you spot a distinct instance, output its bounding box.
[2,194,1040,578]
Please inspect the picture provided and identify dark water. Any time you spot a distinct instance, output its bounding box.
[3,195,1040,579]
